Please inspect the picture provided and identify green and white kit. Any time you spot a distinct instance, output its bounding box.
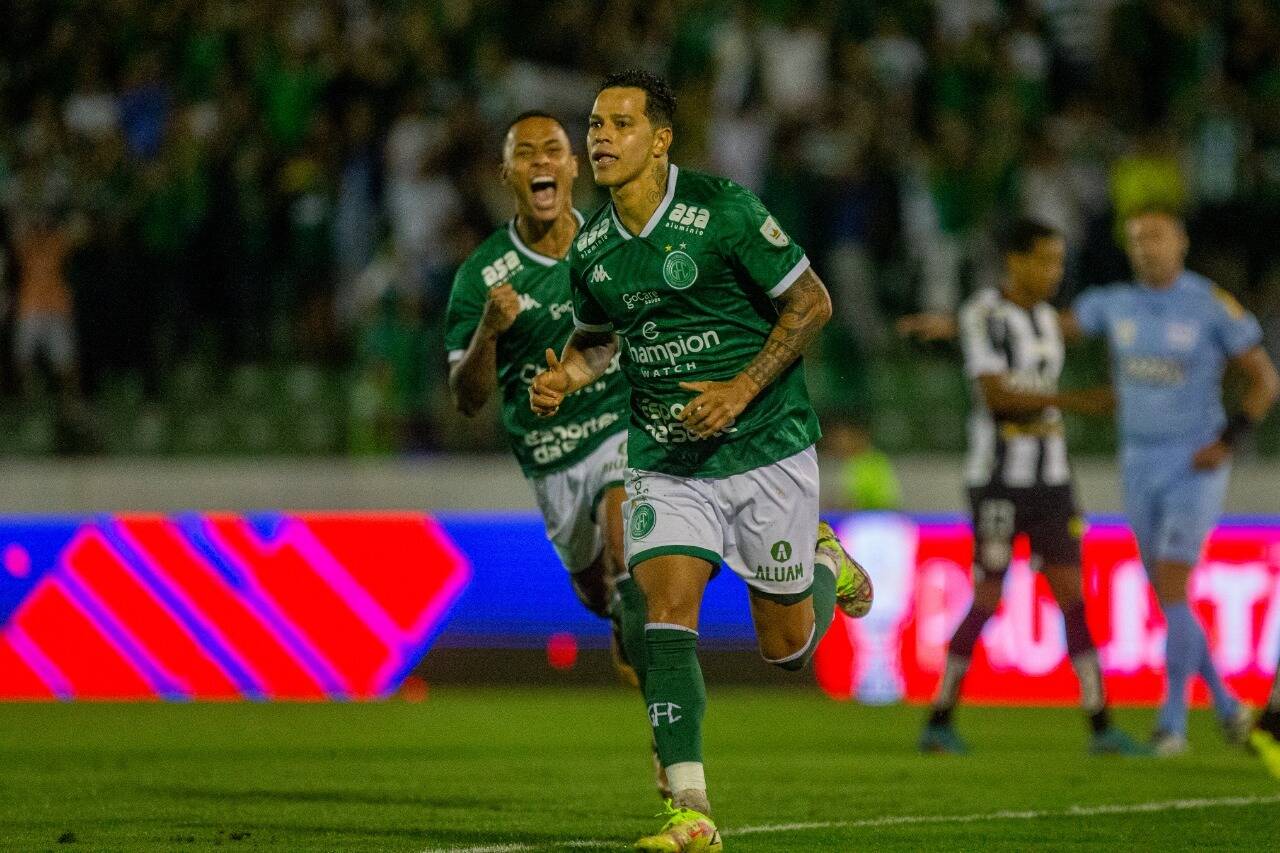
[568,166,823,590]
[624,446,819,598]
[532,431,627,571]
[445,213,629,571]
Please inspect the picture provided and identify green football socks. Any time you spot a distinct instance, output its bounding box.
[644,626,706,769]
[615,575,649,687]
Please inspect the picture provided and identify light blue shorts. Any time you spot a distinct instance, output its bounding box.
[1121,441,1229,571]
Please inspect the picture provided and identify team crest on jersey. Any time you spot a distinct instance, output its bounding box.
[630,502,657,539]
[1165,321,1199,350]
[760,216,790,247]
[576,219,610,253]
[662,250,698,290]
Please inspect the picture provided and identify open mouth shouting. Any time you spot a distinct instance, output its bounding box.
[530,175,559,212]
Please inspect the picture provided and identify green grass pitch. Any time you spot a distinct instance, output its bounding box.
[1,687,1277,851]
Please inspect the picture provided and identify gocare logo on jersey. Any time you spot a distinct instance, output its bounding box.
[666,203,710,235]
[576,219,610,253]
[482,250,523,286]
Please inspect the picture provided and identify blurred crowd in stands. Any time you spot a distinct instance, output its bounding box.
[2,0,1280,456]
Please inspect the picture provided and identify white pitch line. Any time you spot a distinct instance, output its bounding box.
[419,793,1280,853]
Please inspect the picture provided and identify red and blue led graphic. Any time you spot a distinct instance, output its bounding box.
[2,512,1278,704]
[0,514,469,700]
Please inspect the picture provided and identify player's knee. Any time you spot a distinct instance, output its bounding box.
[1043,567,1082,606]
[1154,561,1192,604]
[971,576,1003,611]
[757,622,813,666]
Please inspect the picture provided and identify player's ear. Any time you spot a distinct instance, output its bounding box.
[652,126,673,158]
[569,153,579,180]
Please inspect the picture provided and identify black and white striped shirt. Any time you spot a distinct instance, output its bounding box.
[959,288,1070,488]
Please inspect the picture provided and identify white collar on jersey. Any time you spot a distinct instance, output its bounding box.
[507,208,586,266]
[610,164,679,241]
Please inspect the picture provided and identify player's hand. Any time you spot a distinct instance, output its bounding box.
[1192,439,1232,470]
[481,283,521,335]
[896,313,957,342]
[530,348,570,417]
[677,376,757,438]
[1059,386,1114,416]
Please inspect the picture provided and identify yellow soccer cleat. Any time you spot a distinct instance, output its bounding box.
[634,800,723,852]
[817,520,873,618]
[1250,728,1280,780]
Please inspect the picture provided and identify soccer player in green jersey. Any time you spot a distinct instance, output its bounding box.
[445,112,641,697]
[530,71,873,853]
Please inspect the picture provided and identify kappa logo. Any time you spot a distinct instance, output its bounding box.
[590,264,612,283]
[576,219,610,252]
[760,215,790,247]
[648,701,683,726]
[517,293,542,312]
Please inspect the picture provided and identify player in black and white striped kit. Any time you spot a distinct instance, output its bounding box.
[918,219,1145,755]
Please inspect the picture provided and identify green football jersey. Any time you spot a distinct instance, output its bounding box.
[445,213,628,478]
[568,165,822,478]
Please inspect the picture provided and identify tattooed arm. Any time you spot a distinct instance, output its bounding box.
[678,268,832,438]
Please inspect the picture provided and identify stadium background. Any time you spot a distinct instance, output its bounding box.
[4,4,1280,850]
[1,1,1279,698]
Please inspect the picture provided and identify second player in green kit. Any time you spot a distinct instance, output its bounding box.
[530,71,873,853]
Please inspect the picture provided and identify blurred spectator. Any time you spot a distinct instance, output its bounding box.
[0,0,1276,457]
[821,414,903,512]
[12,212,83,398]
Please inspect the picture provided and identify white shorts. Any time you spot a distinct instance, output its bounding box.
[529,431,628,573]
[622,445,819,600]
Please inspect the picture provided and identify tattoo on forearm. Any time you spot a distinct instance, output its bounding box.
[742,271,830,391]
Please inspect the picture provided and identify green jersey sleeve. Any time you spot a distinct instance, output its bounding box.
[718,186,810,298]
[569,256,613,332]
[444,264,485,363]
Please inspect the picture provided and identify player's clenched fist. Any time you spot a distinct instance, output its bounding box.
[530,348,570,417]
[481,283,521,334]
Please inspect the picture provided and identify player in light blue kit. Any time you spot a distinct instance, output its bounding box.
[1064,209,1279,755]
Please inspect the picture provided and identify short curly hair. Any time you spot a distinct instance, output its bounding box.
[599,69,677,129]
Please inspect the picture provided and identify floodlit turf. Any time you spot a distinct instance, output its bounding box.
[1,688,1277,851]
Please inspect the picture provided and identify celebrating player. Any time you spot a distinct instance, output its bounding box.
[444,112,663,782]
[915,220,1145,755]
[1064,209,1279,754]
[530,70,872,852]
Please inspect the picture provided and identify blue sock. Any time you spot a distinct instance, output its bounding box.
[1159,603,1200,735]
[1196,627,1239,720]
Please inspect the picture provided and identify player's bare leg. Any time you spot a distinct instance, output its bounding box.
[1152,560,1246,753]
[1042,564,1145,754]
[922,574,1001,753]
[750,524,870,672]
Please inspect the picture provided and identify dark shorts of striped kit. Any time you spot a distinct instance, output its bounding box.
[967,483,1083,578]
